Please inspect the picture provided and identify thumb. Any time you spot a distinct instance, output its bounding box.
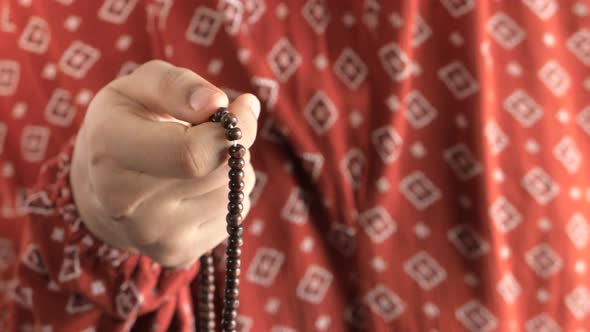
[109,60,228,124]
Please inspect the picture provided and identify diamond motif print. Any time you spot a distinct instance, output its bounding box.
[280,188,308,224]
[447,225,490,259]
[567,29,590,66]
[44,88,76,127]
[521,167,559,205]
[365,284,405,322]
[268,38,302,82]
[538,60,570,97]
[440,0,475,17]
[333,48,367,90]
[296,265,333,304]
[553,136,582,174]
[438,61,479,99]
[525,244,563,278]
[371,126,403,164]
[404,251,447,290]
[577,106,590,135]
[484,122,509,154]
[404,90,437,128]
[565,286,590,319]
[489,196,522,233]
[341,148,366,189]
[399,171,441,210]
[504,89,543,127]
[185,7,222,46]
[496,273,521,304]
[21,125,50,162]
[357,207,396,243]
[0,60,20,96]
[302,0,330,34]
[411,15,431,47]
[218,0,243,35]
[566,213,589,249]
[443,144,483,181]
[58,41,101,79]
[379,42,415,82]
[247,247,285,286]
[522,0,558,20]
[455,300,498,332]
[487,13,525,49]
[98,0,139,24]
[525,313,562,332]
[303,91,338,135]
[18,16,50,54]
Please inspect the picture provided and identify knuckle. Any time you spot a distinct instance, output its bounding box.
[159,66,193,93]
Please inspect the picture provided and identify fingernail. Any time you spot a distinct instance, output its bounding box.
[189,87,218,111]
[249,97,261,119]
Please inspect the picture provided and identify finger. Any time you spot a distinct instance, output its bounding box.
[90,89,257,178]
[166,152,252,200]
[165,162,255,229]
[226,93,260,149]
[109,60,228,124]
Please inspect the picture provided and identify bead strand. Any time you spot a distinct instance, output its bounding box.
[198,253,216,332]
[198,107,245,332]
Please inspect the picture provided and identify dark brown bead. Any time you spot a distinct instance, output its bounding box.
[227,225,243,236]
[225,278,240,288]
[228,157,245,169]
[226,247,242,257]
[229,180,245,191]
[223,319,237,330]
[225,287,239,298]
[228,191,244,203]
[226,213,242,226]
[226,267,241,277]
[200,255,214,264]
[226,127,242,141]
[226,258,241,268]
[229,144,247,158]
[224,299,240,309]
[228,236,244,247]
[222,113,238,128]
[199,292,215,302]
[214,107,229,122]
[228,169,244,181]
[227,202,243,214]
[223,311,238,322]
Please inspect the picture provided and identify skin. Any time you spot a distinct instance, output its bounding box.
[70,60,259,268]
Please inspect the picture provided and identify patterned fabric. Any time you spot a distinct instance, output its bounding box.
[1,0,590,331]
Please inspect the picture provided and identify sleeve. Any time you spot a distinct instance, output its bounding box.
[10,137,200,331]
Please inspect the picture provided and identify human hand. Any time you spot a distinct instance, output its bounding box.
[70,60,259,267]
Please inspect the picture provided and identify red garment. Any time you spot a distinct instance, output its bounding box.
[1,0,590,331]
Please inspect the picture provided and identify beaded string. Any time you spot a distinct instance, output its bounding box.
[198,107,245,332]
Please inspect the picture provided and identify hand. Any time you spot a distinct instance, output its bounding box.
[70,60,259,267]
